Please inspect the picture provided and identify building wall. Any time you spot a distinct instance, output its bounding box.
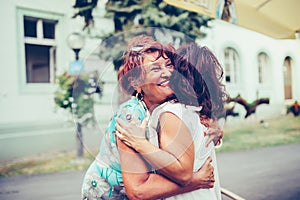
[0,0,74,125]
[199,20,300,120]
[0,0,112,160]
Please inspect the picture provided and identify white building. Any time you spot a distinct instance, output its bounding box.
[0,0,115,160]
[199,20,300,120]
[0,0,299,160]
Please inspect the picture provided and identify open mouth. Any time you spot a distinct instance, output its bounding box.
[157,80,170,87]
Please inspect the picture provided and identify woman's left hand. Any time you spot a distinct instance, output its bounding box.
[202,118,223,147]
[115,118,148,149]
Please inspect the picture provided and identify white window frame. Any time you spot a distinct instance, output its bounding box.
[224,47,239,85]
[16,7,63,93]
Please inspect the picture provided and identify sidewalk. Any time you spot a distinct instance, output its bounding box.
[1,143,300,200]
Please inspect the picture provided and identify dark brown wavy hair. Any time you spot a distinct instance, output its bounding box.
[118,35,175,96]
[171,43,227,119]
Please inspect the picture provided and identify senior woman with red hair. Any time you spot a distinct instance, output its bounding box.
[81,35,221,200]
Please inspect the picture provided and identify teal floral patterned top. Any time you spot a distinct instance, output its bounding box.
[81,97,148,200]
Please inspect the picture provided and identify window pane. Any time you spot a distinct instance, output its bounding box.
[224,47,239,84]
[43,20,57,39]
[25,44,51,83]
[258,52,269,84]
[24,16,37,37]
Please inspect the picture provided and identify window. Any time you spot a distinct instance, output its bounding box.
[257,52,270,85]
[23,16,57,83]
[224,47,239,84]
[17,8,63,93]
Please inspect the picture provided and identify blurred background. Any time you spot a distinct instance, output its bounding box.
[0,0,299,160]
[0,0,300,199]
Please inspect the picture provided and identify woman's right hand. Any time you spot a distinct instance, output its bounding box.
[188,157,215,189]
[115,117,148,150]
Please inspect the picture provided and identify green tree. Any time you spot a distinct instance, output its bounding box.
[100,0,212,70]
[72,0,212,70]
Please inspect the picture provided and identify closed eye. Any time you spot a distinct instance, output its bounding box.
[166,62,174,69]
[151,67,161,72]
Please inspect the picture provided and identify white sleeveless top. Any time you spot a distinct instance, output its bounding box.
[149,102,221,200]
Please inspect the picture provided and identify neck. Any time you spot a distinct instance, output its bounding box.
[143,98,160,114]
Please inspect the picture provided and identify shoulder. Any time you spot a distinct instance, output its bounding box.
[160,102,199,121]
[118,97,147,121]
[106,97,147,135]
[160,102,184,117]
[119,97,143,109]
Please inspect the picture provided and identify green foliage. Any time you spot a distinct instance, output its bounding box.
[72,0,98,29]
[72,0,212,70]
[54,72,103,126]
[97,0,212,70]
[105,0,210,38]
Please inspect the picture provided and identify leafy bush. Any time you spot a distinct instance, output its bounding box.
[54,71,103,126]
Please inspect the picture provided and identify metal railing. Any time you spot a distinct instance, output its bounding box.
[221,187,246,200]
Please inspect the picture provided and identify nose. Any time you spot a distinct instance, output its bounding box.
[161,66,172,78]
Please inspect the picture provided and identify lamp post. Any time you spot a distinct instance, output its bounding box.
[67,32,85,159]
[67,32,85,60]
[67,32,85,75]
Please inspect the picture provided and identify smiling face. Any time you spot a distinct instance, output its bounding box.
[139,51,175,110]
[118,35,177,110]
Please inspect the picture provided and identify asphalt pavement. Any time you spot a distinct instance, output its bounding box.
[1,143,300,200]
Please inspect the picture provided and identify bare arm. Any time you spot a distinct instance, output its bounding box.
[117,112,194,185]
[117,138,215,200]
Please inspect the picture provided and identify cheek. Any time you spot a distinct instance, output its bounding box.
[144,74,159,84]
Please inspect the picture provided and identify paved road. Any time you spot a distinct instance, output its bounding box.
[217,143,300,200]
[1,143,300,200]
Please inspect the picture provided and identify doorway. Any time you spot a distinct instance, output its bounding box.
[283,56,292,99]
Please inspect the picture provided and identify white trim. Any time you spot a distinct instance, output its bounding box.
[24,37,56,46]
[36,19,43,39]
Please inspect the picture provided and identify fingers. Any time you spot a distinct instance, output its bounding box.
[115,121,128,136]
[205,134,215,147]
[116,117,128,127]
[207,156,213,163]
[116,129,131,140]
[215,139,223,149]
[115,117,129,133]
[116,130,126,140]
[194,156,215,189]
[205,126,223,147]
[201,157,212,169]
[116,131,132,147]
[199,157,214,175]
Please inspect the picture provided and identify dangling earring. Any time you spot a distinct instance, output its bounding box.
[135,91,144,100]
[135,88,143,100]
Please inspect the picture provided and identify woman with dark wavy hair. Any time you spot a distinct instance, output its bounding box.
[172,43,226,119]
[81,35,220,200]
[116,41,226,199]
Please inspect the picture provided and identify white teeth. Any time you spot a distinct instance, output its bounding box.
[158,81,169,86]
